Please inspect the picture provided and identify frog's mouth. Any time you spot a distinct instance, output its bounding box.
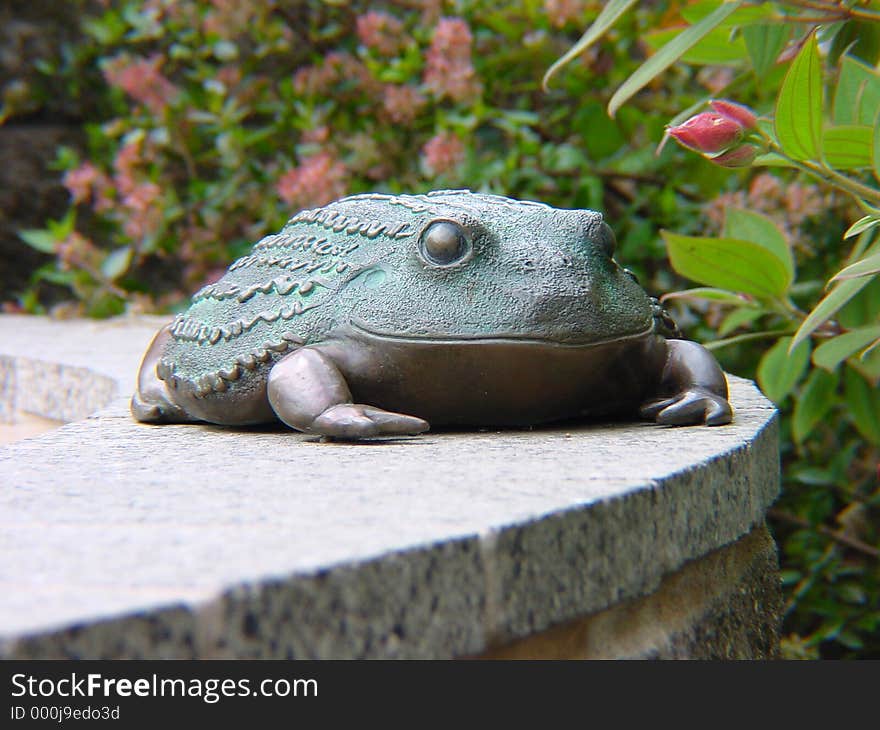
[348,316,653,348]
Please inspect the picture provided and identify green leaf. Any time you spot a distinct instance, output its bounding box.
[542,0,639,89]
[100,247,133,281]
[790,277,872,350]
[823,125,873,169]
[644,27,748,65]
[662,231,791,298]
[833,55,880,126]
[838,632,865,651]
[46,209,76,240]
[844,368,880,444]
[718,306,764,336]
[85,292,126,320]
[851,341,880,384]
[832,252,880,281]
[608,1,744,117]
[681,2,775,25]
[813,325,880,371]
[18,229,57,254]
[722,208,794,285]
[874,112,880,182]
[743,23,789,77]
[752,152,799,168]
[660,287,751,305]
[758,336,810,403]
[775,31,823,161]
[838,275,880,328]
[32,263,74,287]
[793,368,838,444]
[844,214,880,239]
[82,13,126,44]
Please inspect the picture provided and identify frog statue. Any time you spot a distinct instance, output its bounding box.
[132,190,733,439]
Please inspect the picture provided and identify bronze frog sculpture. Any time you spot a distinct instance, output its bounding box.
[132,190,732,439]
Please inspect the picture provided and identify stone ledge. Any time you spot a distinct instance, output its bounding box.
[477,524,782,659]
[0,315,780,658]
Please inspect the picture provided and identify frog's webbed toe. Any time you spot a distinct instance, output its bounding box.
[267,346,429,440]
[641,339,733,427]
[640,388,732,426]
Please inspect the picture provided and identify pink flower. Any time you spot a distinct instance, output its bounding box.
[749,173,784,203]
[1,301,25,314]
[710,100,757,131]
[667,112,744,154]
[103,54,178,115]
[357,11,405,56]
[696,67,735,94]
[113,140,143,197]
[56,232,100,271]
[293,52,375,97]
[302,126,330,145]
[122,182,163,240]
[383,84,426,125]
[423,17,481,103]
[292,65,322,96]
[276,153,348,209]
[668,99,761,169]
[544,0,586,28]
[785,184,824,225]
[422,132,465,176]
[216,65,242,90]
[63,162,109,205]
[202,0,260,38]
[712,144,759,168]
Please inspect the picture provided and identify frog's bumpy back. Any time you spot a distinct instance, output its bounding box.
[156,192,475,396]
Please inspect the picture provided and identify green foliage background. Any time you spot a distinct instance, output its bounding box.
[3,0,878,657]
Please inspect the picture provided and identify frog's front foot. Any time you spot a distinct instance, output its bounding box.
[640,387,732,426]
[641,339,734,427]
[267,346,428,440]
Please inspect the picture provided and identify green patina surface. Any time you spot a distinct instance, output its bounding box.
[159,190,654,394]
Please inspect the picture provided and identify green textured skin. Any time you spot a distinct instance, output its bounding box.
[157,190,655,400]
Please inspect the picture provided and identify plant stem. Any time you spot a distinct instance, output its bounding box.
[801,161,880,206]
[704,328,796,350]
[849,7,880,21]
[756,128,880,206]
[769,508,880,559]
[783,542,837,616]
[784,0,880,20]
[784,0,839,10]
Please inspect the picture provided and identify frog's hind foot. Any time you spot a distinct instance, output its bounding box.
[267,347,429,440]
[639,387,732,426]
[131,323,198,424]
[130,391,195,424]
[641,339,734,427]
[311,404,429,440]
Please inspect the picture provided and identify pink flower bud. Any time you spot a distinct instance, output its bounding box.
[712,144,758,168]
[710,100,757,131]
[667,112,744,154]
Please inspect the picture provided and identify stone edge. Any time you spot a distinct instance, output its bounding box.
[1,405,779,659]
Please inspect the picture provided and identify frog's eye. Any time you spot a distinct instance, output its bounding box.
[419,220,471,266]
[597,221,616,258]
